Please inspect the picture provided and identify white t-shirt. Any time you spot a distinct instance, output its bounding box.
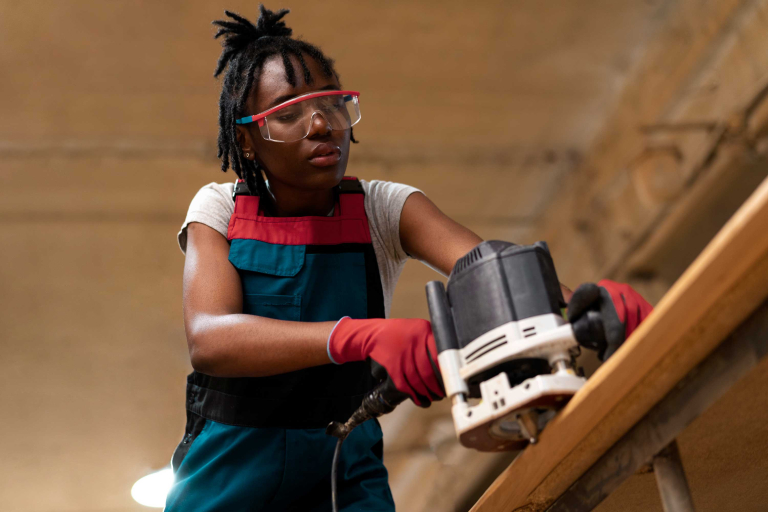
[178,179,421,318]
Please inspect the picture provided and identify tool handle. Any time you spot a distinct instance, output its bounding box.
[326,374,407,440]
[426,281,459,354]
[362,375,408,417]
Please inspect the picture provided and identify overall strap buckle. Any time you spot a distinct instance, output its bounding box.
[232,179,255,201]
[337,177,364,194]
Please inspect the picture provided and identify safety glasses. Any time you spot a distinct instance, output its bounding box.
[236,90,361,143]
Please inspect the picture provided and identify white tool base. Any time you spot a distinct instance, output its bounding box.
[452,371,586,451]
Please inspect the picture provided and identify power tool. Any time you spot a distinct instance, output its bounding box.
[426,240,585,451]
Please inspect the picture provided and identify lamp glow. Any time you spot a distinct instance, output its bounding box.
[131,467,174,508]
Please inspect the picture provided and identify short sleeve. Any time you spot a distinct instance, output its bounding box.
[361,179,422,264]
[177,182,235,254]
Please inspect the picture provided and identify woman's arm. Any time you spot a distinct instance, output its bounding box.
[398,192,483,275]
[182,222,334,377]
[399,192,573,301]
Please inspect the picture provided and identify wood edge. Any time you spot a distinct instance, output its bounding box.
[471,177,768,511]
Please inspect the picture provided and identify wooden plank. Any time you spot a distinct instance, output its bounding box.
[471,174,768,512]
[548,300,768,511]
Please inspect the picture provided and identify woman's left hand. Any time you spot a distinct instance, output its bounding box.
[567,280,653,361]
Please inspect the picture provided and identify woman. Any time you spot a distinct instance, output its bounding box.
[167,6,652,511]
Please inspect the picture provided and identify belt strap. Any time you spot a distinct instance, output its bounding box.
[186,381,368,429]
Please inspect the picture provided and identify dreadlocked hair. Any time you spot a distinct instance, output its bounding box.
[212,5,357,201]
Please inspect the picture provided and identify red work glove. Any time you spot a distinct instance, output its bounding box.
[566,280,653,361]
[328,317,444,407]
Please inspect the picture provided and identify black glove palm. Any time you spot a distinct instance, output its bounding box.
[567,283,625,361]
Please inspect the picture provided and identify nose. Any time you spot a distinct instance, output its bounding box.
[307,111,332,138]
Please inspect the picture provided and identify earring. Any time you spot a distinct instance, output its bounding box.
[245,152,250,158]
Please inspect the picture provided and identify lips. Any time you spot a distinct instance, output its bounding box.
[308,143,341,167]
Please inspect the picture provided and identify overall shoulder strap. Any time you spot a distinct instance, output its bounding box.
[337,176,366,217]
[232,179,260,217]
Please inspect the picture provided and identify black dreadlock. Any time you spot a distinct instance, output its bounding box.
[212,5,356,199]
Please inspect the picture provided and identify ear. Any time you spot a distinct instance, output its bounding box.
[236,125,256,161]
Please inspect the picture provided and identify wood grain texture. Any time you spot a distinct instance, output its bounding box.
[471,174,768,512]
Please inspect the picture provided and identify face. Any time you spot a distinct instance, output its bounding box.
[236,54,351,192]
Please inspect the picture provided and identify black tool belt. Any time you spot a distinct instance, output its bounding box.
[185,361,374,430]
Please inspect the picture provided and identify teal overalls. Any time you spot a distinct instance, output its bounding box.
[166,177,395,511]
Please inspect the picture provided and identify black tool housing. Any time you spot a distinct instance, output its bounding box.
[427,241,565,397]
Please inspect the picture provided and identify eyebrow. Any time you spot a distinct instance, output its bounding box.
[268,84,340,108]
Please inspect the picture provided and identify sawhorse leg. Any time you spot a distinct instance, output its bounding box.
[653,441,695,512]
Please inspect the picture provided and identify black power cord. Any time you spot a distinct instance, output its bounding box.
[326,378,407,512]
[331,438,343,512]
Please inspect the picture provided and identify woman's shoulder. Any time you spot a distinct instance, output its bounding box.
[358,178,421,262]
[187,181,236,220]
[359,179,421,208]
[194,181,236,202]
[178,182,236,253]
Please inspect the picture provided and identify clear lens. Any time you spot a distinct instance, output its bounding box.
[259,93,361,143]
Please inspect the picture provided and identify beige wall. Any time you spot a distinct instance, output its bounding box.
[3,1,768,511]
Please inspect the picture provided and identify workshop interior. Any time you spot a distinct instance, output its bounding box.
[3,1,768,511]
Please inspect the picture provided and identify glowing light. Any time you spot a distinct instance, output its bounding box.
[131,467,174,508]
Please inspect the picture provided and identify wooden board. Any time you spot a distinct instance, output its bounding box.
[471,174,768,512]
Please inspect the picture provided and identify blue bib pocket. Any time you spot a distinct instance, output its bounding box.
[229,239,306,306]
[243,293,301,321]
[228,238,305,277]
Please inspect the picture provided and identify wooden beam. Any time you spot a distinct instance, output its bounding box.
[471,173,768,512]
[535,0,768,286]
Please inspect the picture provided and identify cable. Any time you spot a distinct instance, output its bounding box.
[331,437,343,512]
[326,381,406,511]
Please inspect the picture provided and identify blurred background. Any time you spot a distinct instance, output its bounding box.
[3,0,768,511]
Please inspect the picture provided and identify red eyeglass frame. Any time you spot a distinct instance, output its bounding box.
[235,90,361,127]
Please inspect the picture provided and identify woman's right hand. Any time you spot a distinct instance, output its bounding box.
[328,317,444,406]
